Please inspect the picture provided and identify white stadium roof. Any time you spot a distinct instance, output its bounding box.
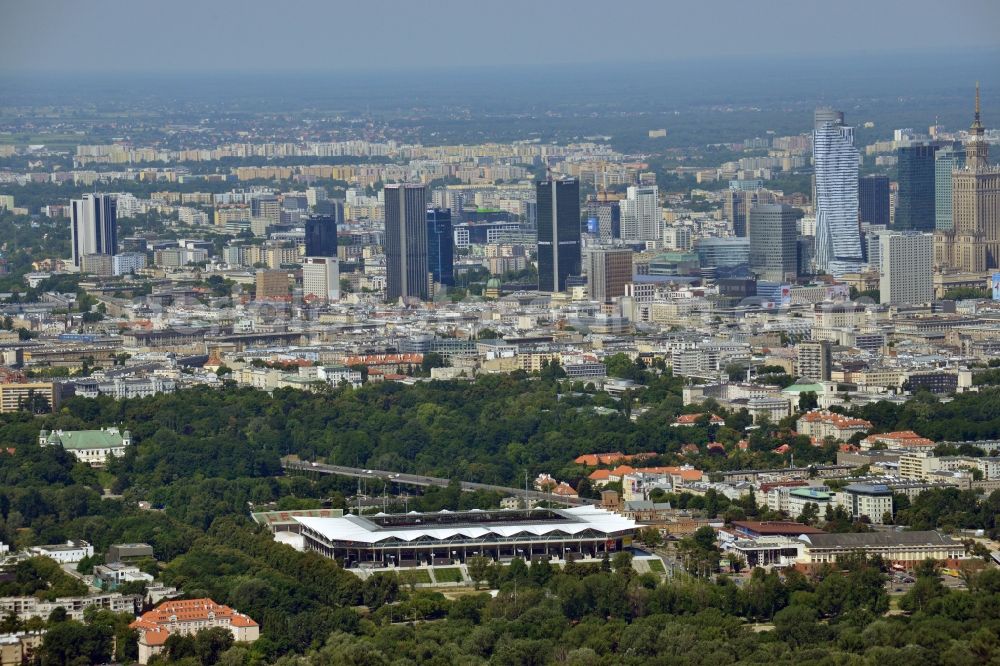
[294,506,637,545]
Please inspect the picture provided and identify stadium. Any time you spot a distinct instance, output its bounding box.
[294,506,637,568]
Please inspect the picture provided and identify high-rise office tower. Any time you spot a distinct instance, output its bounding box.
[536,178,581,293]
[620,185,659,242]
[934,85,1000,271]
[590,200,621,241]
[70,193,117,267]
[934,145,965,231]
[586,247,633,302]
[895,145,940,231]
[879,232,933,305]
[723,189,750,237]
[385,183,429,302]
[814,109,862,275]
[859,175,891,227]
[426,208,454,287]
[749,204,801,282]
[304,214,338,257]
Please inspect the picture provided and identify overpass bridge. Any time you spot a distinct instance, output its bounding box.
[281,459,595,507]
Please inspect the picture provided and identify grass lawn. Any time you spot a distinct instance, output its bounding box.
[647,559,666,573]
[397,569,433,585]
[433,567,464,583]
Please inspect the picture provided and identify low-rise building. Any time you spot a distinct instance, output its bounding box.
[837,483,893,524]
[39,428,131,466]
[28,540,93,564]
[130,598,259,665]
[797,410,872,442]
[796,531,963,567]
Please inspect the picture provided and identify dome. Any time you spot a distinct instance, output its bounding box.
[486,278,501,289]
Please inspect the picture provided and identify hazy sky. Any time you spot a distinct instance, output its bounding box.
[2,0,999,73]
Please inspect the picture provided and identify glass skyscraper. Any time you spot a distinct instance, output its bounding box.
[304,214,338,257]
[858,175,890,227]
[895,144,939,231]
[385,183,429,302]
[934,144,965,231]
[814,109,862,275]
[426,208,454,286]
[536,178,581,293]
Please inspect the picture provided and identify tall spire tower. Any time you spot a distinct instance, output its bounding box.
[967,82,988,169]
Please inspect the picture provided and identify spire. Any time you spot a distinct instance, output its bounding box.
[971,82,984,134]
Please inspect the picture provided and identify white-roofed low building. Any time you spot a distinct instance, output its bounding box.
[294,506,637,568]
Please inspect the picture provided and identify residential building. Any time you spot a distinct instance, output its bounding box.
[426,207,454,286]
[749,204,800,282]
[255,270,289,300]
[80,253,113,277]
[859,175,890,227]
[586,247,633,302]
[879,232,933,305]
[301,256,340,302]
[112,252,147,276]
[796,340,832,381]
[0,382,59,413]
[895,144,939,231]
[621,185,659,242]
[385,183,429,301]
[131,599,259,665]
[537,178,581,293]
[70,193,117,267]
[814,109,862,275]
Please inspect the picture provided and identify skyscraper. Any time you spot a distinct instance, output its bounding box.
[536,178,581,293]
[814,109,862,275]
[385,183,429,302]
[859,175,891,227]
[934,145,965,231]
[879,232,933,305]
[426,208,454,287]
[301,256,340,302]
[70,193,117,267]
[934,85,1000,271]
[620,185,659,242]
[895,145,939,231]
[304,214,338,257]
[749,204,801,282]
[586,247,633,302]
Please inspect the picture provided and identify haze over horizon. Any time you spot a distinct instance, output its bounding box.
[2,0,999,74]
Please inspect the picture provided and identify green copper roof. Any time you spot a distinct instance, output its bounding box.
[49,430,124,450]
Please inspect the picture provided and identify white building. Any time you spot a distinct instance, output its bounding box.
[28,540,94,564]
[814,110,862,275]
[112,252,147,276]
[879,231,933,305]
[70,194,117,267]
[301,256,340,302]
[621,185,660,242]
[40,428,131,466]
[837,483,893,524]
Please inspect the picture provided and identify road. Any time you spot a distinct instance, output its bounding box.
[282,459,596,507]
